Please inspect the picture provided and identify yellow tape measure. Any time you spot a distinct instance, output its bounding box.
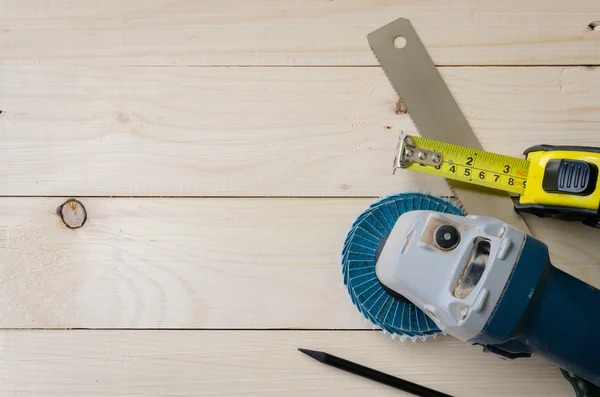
[395,135,530,194]
[395,134,600,227]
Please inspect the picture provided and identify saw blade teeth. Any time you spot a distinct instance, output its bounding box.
[443,179,468,214]
[369,43,427,136]
[373,53,473,212]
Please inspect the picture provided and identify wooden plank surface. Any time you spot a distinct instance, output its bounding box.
[2,66,600,196]
[0,197,597,329]
[0,330,573,397]
[2,1,600,66]
[3,2,600,395]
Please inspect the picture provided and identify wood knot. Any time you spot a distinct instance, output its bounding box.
[58,199,87,229]
[589,21,600,31]
[395,100,408,115]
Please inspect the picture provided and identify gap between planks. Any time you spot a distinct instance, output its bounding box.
[117,65,600,68]
[0,328,381,331]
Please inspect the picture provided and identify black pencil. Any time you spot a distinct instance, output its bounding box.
[298,348,454,397]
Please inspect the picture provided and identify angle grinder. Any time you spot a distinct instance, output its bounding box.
[374,209,600,386]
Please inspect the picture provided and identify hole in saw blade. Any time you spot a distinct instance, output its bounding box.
[393,36,407,49]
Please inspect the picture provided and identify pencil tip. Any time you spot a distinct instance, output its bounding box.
[298,348,327,362]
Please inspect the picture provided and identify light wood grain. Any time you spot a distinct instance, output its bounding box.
[0,197,597,329]
[4,3,599,395]
[0,330,573,396]
[2,66,600,196]
[2,0,600,66]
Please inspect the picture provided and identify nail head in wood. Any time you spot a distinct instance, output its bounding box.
[58,199,87,229]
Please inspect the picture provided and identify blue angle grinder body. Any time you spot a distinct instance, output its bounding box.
[341,193,600,386]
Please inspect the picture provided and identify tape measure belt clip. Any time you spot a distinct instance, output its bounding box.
[514,202,600,227]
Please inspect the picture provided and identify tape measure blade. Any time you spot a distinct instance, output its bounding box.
[408,135,529,195]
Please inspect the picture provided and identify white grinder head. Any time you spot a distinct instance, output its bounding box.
[375,210,526,341]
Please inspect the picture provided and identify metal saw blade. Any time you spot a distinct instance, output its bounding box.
[368,18,529,232]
